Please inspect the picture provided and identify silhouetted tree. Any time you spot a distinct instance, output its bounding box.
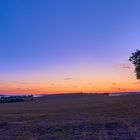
[129,49,140,79]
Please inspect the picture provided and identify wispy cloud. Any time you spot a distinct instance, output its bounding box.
[133,81,140,85]
[72,86,77,88]
[88,83,93,85]
[64,78,72,81]
[50,83,55,86]
[0,80,30,85]
[109,87,132,91]
[20,82,30,85]
[107,82,117,86]
[119,63,132,69]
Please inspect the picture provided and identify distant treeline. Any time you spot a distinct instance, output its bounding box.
[0,95,33,103]
[0,98,24,103]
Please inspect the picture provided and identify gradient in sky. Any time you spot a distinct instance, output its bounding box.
[0,0,140,94]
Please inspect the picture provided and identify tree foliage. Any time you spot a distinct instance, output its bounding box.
[129,49,140,79]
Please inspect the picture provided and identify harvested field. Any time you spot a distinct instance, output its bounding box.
[0,94,140,140]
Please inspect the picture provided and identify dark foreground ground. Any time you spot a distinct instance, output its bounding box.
[0,94,140,140]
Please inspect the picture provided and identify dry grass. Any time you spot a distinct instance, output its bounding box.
[0,94,140,139]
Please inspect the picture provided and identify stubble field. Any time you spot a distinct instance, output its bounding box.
[0,94,140,140]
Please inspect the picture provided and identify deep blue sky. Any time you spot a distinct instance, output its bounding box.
[0,0,140,93]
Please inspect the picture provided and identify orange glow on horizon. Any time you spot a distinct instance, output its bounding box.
[0,79,140,94]
[0,63,139,94]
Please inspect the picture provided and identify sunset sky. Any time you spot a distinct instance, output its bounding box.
[0,0,140,94]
